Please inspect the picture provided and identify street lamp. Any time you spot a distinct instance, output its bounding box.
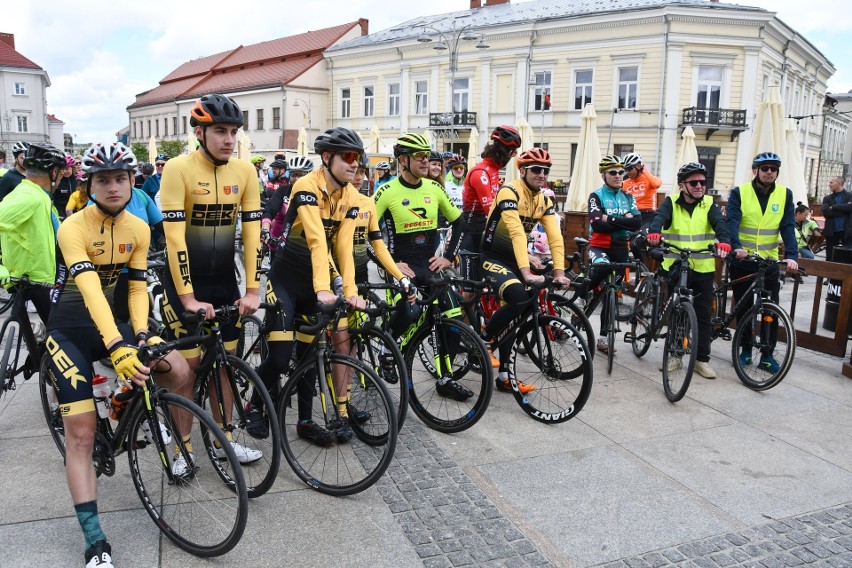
[416,18,489,153]
[293,96,312,152]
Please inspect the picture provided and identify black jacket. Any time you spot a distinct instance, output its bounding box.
[821,189,852,238]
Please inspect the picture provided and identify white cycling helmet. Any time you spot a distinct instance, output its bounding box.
[11,141,30,156]
[288,156,314,173]
[376,160,391,170]
[622,152,643,168]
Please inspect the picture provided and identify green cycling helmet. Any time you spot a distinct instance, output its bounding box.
[393,133,431,158]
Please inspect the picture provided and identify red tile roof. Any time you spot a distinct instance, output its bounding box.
[47,114,64,123]
[0,38,41,69]
[128,21,364,110]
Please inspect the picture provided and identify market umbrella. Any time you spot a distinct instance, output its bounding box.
[784,118,809,206]
[467,126,479,170]
[504,117,534,183]
[237,131,252,162]
[185,131,196,154]
[565,104,602,212]
[671,126,699,194]
[369,125,381,154]
[297,127,308,156]
[747,85,786,182]
[148,136,157,163]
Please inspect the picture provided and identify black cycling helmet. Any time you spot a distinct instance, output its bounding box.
[313,127,364,154]
[490,125,521,148]
[23,142,66,172]
[676,161,708,183]
[752,152,781,167]
[189,94,243,127]
[269,158,288,169]
[358,153,369,170]
[140,162,155,175]
[155,153,169,163]
[429,150,443,163]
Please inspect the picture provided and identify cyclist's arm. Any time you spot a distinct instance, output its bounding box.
[708,201,731,244]
[57,222,129,347]
[365,203,404,280]
[468,167,494,213]
[540,198,565,271]
[293,188,333,294]
[334,207,359,298]
[139,188,164,226]
[645,196,673,234]
[262,185,286,224]
[642,171,663,191]
[779,188,799,261]
[240,166,263,291]
[127,229,152,336]
[495,188,530,268]
[589,193,617,233]
[159,161,194,295]
[726,187,744,251]
[0,187,34,232]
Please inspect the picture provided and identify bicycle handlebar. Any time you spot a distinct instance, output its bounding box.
[182,304,241,325]
[137,335,208,364]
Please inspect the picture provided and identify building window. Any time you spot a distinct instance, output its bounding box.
[164,118,169,136]
[697,66,722,110]
[133,123,137,139]
[257,109,264,130]
[414,80,428,115]
[273,107,280,130]
[532,71,552,111]
[453,78,469,112]
[182,116,187,134]
[388,83,400,116]
[156,119,160,137]
[617,66,638,109]
[147,120,151,137]
[341,88,351,118]
[363,86,374,117]
[16,116,28,133]
[697,146,720,190]
[14,82,26,95]
[172,117,177,136]
[574,69,593,110]
[242,111,249,129]
[614,144,634,156]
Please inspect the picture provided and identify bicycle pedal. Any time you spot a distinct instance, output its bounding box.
[623,333,634,344]
[720,330,732,341]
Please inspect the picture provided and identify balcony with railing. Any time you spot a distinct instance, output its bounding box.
[681,107,748,141]
[429,111,478,128]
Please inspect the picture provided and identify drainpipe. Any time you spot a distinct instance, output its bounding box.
[801,63,822,170]
[779,37,793,99]
[654,15,670,171]
[328,58,335,128]
[524,28,539,120]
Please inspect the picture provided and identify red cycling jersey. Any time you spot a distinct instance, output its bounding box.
[462,157,502,216]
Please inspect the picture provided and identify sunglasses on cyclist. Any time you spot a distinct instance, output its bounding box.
[525,166,550,175]
[759,165,779,173]
[336,151,362,164]
[685,179,707,188]
[408,151,431,161]
[606,169,625,176]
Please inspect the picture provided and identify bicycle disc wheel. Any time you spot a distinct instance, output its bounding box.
[630,279,654,358]
[511,315,593,423]
[349,325,408,428]
[38,353,66,457]
[405,318,492,433]
[549,293,595,360]
[662,302,698,402]
[731,301,795,391]
[197,355,281,498]
[127,392,248,557]
[278,354,397,496]
[606,287,616,374]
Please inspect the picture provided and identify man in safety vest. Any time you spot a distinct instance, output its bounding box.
[646,162,730,378]
[726,152,798,373]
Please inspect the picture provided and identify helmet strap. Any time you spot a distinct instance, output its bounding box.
[322,154,348,190]
[86,177,131,220]
[199,127,229,167]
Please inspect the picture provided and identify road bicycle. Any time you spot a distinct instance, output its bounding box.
[39,336,249,557]
[461,275,593,423]
[625,241,710,402]
[711,254,798,390]
[0,277,52,397]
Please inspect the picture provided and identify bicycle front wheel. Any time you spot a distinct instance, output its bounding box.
[630,279,654,358]
[278,354,397,496]
[38,353,66,457]
[237,315,267,369]
[349,324,408,428]
[197,355,281,498]
[127,392,248,557]
[0,318,20,387]
[0,287,14,316]
[662,302,698,402]
[731,301,795,391]
[549,293,595,360]
[606,287,617,374]
[405,318,492,433]
[511,315,593,423]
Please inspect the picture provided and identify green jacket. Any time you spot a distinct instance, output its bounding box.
[0,178,58,284]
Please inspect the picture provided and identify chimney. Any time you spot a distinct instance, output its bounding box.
[485,0,510,5]
[471,0,481,7]
[0,33,14,50]
[358,18,369,36]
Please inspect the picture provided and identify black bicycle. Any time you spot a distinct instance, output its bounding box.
[0,277,52,397]
[39,336,249,557]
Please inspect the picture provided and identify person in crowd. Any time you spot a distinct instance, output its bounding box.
[373,160,394,192]
[65,172,89,217]
[141,154,168,202]
[443,154,466,211]
[53,154,77,219]
[821,176,852,261]
[134,162,153,190]
[0,141,29,201]
[621,152,662,225]
[794,204,821,260]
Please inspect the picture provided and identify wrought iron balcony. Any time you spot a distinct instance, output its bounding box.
[682,107,748,141]
[429,111,478,128]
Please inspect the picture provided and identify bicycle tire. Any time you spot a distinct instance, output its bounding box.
[349,324,408,428]
[630,279,654,358]
[606,287,616,374]
[0,287,14,316]
[405,317,492,433]
[0,319,19,388]
[127,392,248,557]
[731,301,795,391]
[662,302,698,402]
[510,315,593,423]
[277,353,397,496]
[197,355,281,498]
[237,315,267,369]
[39,353,66,457]
[549,293,595,360]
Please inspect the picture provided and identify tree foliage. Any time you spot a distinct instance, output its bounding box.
[160,140,187,158]
[130,143,149,163]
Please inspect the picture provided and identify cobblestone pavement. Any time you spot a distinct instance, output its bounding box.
[376,421,556,568]
[598,504,852,568]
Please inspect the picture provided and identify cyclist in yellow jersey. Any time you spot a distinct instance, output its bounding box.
[480,148,571,394]
[46,142,192,568]
[159,93,264,470]
[255,127,367,446]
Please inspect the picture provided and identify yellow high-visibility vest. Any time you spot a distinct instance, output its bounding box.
[662,195,716,273]
[738,182,786,260]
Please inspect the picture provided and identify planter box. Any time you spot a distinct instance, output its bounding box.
[559,211,589,258]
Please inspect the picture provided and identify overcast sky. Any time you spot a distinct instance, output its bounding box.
[4,0,851,143]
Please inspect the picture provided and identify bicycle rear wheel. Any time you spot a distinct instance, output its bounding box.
[278,354,397,496]
[0,287,14,316]
[731,301,795,391]
[349,324,408,428]
[662,302,698,402]
[127,392,248,557]
[0,319,21,388]
[197,355,281,498]
[405,318,492,433]
[630,279,654,358]
[237,315,267,369]
[549,293,595,360]
[39,353,66,457]
[511,315,593,423]
[606,287,617,374]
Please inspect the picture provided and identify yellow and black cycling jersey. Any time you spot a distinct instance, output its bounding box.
[275,168,359,298]
[481,180,565,271]
[49,205,150,346]
[160,150,262,296]
[337,191,404,281]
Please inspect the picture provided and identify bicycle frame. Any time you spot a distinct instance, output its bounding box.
[711,258,776,340]
[1,278,50,391]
